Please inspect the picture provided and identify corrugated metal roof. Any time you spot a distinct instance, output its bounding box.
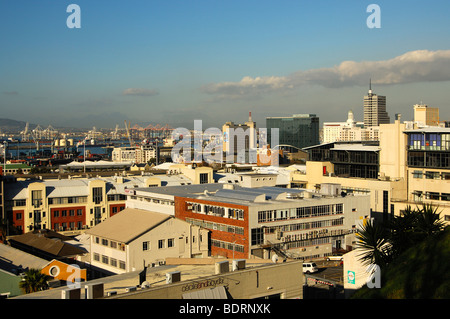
[85,208,171,244]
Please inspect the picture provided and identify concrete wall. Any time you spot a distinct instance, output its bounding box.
[107,260,304,299]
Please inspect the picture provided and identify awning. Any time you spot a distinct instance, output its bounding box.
[182,286,228,299]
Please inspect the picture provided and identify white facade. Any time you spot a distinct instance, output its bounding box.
[323,110,379,143]
[87,208,209,274]
[112,145,156,164]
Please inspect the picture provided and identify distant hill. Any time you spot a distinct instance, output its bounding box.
[0,118,33,133]
[351,227,450,299]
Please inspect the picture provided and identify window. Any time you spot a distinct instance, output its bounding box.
[168,238,174,248]
[110,258,117,267]
[93,253,100,261]
[441,193,450,201]
[158,239,165,249]
[119,261,126,270]
[77,209,83,216]
[69,209,75,216]
[53,210,59,217]
[425,171,440,179]
[143,241,150,251]
[199,173,209,184]
[412,170,423,179]
[251,228,264,246]
[102,255,109,264]
[92,187,103,204]
[110,241,117,249]
[102,238,108,246]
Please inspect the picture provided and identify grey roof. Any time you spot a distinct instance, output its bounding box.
[331,144,380,152]
[0,244,48,275]
[404,127,450,133]
[85,208,171,244]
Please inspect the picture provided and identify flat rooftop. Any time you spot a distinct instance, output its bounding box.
[133,183,355,207]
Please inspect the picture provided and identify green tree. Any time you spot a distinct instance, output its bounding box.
[356,204,445,269]
[355,219,392,269]
[19,268,51,294]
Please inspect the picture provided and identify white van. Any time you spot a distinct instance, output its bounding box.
[302,262,318,274]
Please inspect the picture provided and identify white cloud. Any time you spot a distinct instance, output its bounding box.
[201,50,450,99]
[122,88,159,96]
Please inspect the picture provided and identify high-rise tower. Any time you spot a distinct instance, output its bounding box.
[363,79,390,127]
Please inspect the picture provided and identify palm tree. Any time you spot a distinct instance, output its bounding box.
[356,204,446,268]
[415,203,445,239]
[19,268,51,294]
[355,219,392,269]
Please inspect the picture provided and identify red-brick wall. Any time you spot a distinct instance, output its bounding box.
[50,206,86,230]
[109,203,125,217]
[175,196,249,259]
[12,209,25,234]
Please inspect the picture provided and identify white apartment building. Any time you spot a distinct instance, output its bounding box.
[111,145,156,164]
[323,110,379,143]
[86,208,209,274]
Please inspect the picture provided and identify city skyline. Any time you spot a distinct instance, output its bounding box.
[1,0,450,129]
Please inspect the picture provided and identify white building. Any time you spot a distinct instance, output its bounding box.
[112,145,156,164]
[86,208,209,274]
[323,110,379,143]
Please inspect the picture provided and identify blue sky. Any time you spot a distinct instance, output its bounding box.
[1,0,450,129]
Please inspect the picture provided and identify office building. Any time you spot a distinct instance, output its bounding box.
[127,183,371,261]
[363,82,390,127]
[413,103,440,127]
[266,114,319,149]
[222,112,257,163]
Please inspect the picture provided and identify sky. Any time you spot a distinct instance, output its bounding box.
[1,0,450,130]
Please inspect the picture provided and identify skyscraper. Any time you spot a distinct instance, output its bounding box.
[363,80,390,127]
[266,114,319,149]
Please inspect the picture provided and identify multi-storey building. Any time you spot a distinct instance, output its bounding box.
[413,103,440,127]
[323,110,379,143]
[86,208,209,274]
[363,83,390,127]
[4,176,163,235]
[111,144,157,164]
[298,112,450,226]
[126,183,371,261]
[266,114,319,150]
[404,127,450,206]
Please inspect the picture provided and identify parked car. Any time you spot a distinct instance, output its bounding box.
[302,262,318,274]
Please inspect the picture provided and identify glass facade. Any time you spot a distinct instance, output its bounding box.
[266,114,319,149]
[406,131,450,168]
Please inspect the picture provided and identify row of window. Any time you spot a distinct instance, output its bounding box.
[12,194,127,207]
[93,253,126,270]
[408,133,450,151]
[186,218,245,235]
[142,238,176,251]
[413,191,450,202]
[130,196,175,206]
[412,170,450,180]
[53,221,83,231]
[211,239,245,253]
[187,202,245,220]
[94,237,126,251]
[257,204,343,223]
[263,218,345,234]
[53,209,83,217]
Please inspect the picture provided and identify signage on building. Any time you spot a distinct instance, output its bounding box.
[347,270,355,284]
[181,278,225,292]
